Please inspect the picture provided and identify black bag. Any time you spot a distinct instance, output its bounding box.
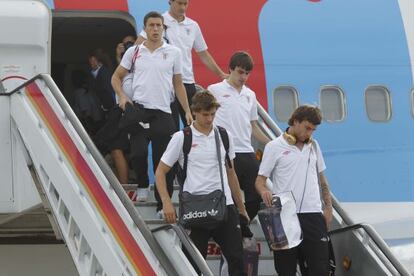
[178,127,228,229]
[179,189,226,228]
[94,106,123,154]
[118,102,154,135]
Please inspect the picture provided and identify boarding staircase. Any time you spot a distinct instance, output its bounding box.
[0,75,211,276]
[0,75,411,276]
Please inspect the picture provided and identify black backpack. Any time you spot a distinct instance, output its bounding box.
[177,126,232,185]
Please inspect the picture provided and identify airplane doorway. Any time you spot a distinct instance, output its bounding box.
[51,11,136,105]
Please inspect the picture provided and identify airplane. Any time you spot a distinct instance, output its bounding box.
[45,0,414,232]
[138,0,414,242]
[1,0,413,274]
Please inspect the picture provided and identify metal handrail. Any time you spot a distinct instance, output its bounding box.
[152,224,214,276]
[328,221,411,276]
[0,81,5,94]
[256,104,411,276]
[7,74,179,276]
[257,101,282,137]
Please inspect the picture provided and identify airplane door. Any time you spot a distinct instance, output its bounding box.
[0,0,50,210]
[0,0,50,92]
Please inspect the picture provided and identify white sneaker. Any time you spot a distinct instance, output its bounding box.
[136,188,149,202]
[156,210,165,220]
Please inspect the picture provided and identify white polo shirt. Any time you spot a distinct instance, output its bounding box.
[140,12,208,84]
[161,125,235,205]
[115,72,134,104]
[258,136,326,213]
[208,80,259,153]
[120,43,182,113]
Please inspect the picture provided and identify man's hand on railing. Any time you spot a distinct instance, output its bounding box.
[163,201,177,224]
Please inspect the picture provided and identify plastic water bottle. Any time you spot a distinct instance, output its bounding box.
[243,237,259,276]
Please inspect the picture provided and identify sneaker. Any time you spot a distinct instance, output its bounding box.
[136,188,149,202]
[156,210,165,220]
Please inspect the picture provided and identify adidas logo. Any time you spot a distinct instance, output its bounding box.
[183,211,207,220]
[207,209,218,216]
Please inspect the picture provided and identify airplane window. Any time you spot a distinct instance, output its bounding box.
[365,86,392,122]
[319,86,346,122]
[273,86,299,122]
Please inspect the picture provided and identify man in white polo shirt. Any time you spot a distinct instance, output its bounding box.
[137,0,228,130]
[155,91,248,276]
[255,105,333,276]
[112,11,192,210]
[208,51,271,229]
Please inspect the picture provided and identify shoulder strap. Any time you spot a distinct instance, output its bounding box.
[181,126,192,182]
[163,25,170,44]
[130,45,141,73]
[298,143,313,213]
[214,128,225,192]
[312,140,319,170]
[180,126,231,185]
[217,126,232,168]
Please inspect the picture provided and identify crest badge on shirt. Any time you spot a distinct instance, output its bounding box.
[185,28,191,35]
[163,53,168,60]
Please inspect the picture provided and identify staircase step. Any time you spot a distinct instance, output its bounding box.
[0,212,52,230]
[122,184,138,191]
[125,184,180,203]
[145,219,168,230]
[140,195,278,275]
[205,238,273,258]
[206,255,275,276]
[122,183,180,191]
[141,208,266,237]
[135,202,179,220]
[145,218,276,275]
[145,219,273,257]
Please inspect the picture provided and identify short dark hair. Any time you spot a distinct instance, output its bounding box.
[229,51,253,71]
[191,90,221,112]
[143,11,164,27]
[122,35,137,43]
[169,0,188,4]
[88,48,113,70]
[288,105,322,126]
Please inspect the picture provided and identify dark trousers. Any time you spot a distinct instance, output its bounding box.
[273,213,329,276]
[234,153,262,220]
[184,205,246,276]
[171,83,197,130]
[129,108,176,210]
